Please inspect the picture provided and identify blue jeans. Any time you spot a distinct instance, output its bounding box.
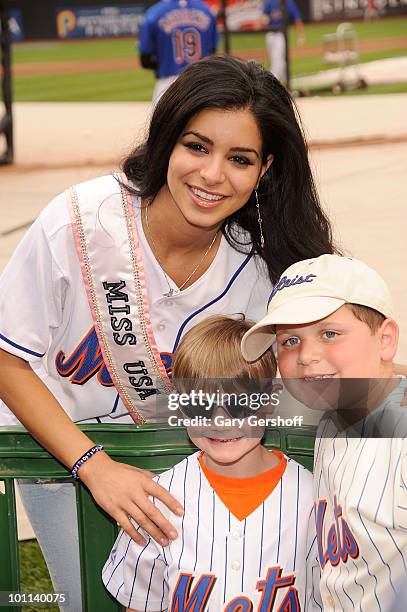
[17,480,82,612]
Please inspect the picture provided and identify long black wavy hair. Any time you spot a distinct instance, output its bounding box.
[123,55,338,284]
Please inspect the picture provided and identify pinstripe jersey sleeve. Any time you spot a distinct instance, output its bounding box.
[313,380,407,611]
[395,440,407,531]
[305,503,322,611]
[102,527,168,611]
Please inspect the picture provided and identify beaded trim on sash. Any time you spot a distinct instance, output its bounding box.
[68,174,172,424]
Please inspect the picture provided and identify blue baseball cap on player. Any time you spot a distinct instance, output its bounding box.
[241,254,395,362]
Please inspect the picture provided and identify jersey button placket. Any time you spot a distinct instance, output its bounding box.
[227,519,244,597]
[232,529,242,541]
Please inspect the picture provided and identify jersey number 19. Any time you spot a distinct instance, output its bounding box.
[172,28,202,64]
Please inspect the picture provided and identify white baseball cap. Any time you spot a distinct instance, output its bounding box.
[241,254,395,361]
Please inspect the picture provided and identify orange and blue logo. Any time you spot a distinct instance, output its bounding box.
[55,325,173,385]
[169,567,300,611]
[316,496,359,568]
[56,10,77,38]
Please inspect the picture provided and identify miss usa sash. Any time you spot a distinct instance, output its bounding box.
[68,174,172,424]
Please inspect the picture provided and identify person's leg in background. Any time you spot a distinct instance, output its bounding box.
[152,75,178,106]
[266,31,287,85]
[17,480,81,612]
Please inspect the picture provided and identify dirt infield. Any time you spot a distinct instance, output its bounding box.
[12,37,407,75]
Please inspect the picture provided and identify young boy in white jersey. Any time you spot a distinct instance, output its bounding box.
[103,316,319,611]
[241,254,407,611]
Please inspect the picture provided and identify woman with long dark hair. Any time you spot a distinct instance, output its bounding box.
[124,55,332,283]
[0,56,335,609]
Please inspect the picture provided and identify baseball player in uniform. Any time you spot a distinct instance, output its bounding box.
[103,316,320,610]
[260,0,305,84]
[138,0,219,103]
[241,254,407,611]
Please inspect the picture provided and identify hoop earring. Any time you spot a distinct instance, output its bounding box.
[255,190,265,248]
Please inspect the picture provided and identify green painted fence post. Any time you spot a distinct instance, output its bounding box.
[76,483,123,612]
[0,479,20,612]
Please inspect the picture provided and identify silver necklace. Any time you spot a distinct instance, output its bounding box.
[143,206,218,298]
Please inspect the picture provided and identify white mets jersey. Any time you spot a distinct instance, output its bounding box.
[102,451,320,611]
[0,175,272,425]
[314,380,407,611]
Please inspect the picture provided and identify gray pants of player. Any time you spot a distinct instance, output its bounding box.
[152,75,177,106]
[266,31,287,84]
[17,480,81,612]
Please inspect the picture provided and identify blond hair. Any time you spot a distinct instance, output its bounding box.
[173,316,276,380]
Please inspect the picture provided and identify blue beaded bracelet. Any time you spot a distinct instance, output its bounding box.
[71,444,104,481]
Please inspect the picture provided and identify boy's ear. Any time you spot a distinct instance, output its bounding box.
[378,318,399,362]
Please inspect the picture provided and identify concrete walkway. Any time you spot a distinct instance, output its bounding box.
[9,93,407,170]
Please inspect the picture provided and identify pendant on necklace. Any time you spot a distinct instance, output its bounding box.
[163,288,176,298]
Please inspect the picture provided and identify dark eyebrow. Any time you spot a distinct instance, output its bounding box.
[182,131,260,159]
[182,130,212,144]
[230,146,260,159]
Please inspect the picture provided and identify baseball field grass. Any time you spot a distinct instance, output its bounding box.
[10,17,407,101]
[19,541,58,612]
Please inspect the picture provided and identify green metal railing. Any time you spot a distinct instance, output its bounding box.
[0,424,316,611]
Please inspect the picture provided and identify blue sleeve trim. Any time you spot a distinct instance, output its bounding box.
[0,333,45,358]
[171,253,253,353]
[110,393,120,415]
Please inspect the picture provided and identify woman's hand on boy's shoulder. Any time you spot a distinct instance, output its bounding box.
[78,451,184,546]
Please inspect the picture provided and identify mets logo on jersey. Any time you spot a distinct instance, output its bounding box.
[55,325,173,384]
[170,566,300,611]
[158,9,211,33]
[316,495,359,568]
